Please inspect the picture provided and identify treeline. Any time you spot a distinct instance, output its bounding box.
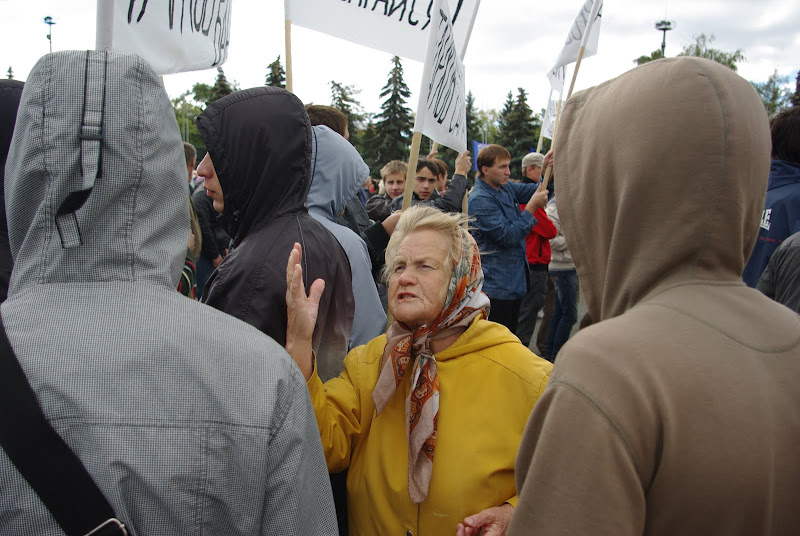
[158,33,800,181]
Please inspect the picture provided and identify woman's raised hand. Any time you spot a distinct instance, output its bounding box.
[285,242,325,381]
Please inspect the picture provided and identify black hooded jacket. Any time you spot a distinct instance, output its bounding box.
[197,87,354,380]
[0,80,24,302]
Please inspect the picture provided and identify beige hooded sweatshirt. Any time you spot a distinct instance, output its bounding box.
[508,57,800,535]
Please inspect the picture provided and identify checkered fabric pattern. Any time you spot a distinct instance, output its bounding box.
[0,51,336,535]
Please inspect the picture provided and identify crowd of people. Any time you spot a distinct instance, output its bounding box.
[0,50,798,536]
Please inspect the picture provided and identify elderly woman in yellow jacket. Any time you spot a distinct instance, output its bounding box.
[286,206,552,536]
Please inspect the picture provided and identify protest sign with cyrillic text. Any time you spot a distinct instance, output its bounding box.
[96,0,231,75]
[414,0,467,153]
[285,0,479,63]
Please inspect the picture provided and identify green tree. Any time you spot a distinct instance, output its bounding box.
[497,88,539,181]
[191,82,214,108]
[465,90,481,147]
[475,108,500,144]
[357,117,381,178]
[6,66,13,79]
[172,91,206,158]
[210,67,235,103]
[330,80,366,142]
[752,70,793,117]
[791,71,800,107]
[496,91,514,142]
[678,33,744,71]
[265,56,286,88]
[371,56,413,171]
[633,48,664,66]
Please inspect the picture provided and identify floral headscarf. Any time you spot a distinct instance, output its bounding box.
[371,227,490,503]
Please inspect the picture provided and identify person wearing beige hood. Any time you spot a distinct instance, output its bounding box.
[508,57,800,535]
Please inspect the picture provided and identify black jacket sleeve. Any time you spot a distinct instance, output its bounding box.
[362,221,391,277]
[431,174,468,214]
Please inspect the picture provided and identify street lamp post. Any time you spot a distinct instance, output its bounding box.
[654,20,675,59]
[44,16,55,53]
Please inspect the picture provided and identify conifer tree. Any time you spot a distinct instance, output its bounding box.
[265,56,286,88]
[358,118,381,178]
[497,88,539,181]
[465,90,481,148]
[791,71,800,107]
[210,67,234,103]
[6,66,13,80]
[496,91,514,144]
[371,56,413,170]
[330,80,365,142]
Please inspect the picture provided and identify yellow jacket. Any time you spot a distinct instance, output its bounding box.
[308,318,553,535]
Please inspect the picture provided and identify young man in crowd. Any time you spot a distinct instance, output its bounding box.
[366,160,407,222]
[197,87,355,381]
[509,57,800,535]
[468,145,548,331]
[390,155,470,213]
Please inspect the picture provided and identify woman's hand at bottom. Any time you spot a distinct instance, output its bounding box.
[285,242,325,381]
[456,503,514,536]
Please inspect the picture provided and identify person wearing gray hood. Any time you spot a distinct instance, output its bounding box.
[0,50,336,535]
[309,125,387,351]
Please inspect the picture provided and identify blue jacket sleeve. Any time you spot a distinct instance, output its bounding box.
[470,193,537,249]
[512,181,539,204]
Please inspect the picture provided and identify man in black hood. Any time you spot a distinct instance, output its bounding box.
[197,87,354,380]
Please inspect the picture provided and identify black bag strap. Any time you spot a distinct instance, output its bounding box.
[0,314,126,536]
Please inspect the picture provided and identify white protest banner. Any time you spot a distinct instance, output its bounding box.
[413,0,467,153]
[549,0,602,72]
[96,0,232,75]
[541,91,561,140]
[547,64,566,93]
[284,0,480,63]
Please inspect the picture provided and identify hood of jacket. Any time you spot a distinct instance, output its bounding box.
[5,51,188,294]
[767,159,800,190]
[307,125,369,222]
[434,317,522,361]
[554,57,770,322]
[196,87,312,246]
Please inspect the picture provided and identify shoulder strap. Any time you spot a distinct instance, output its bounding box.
[0,314,126,536]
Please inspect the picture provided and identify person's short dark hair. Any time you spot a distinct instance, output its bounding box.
[183,141,197,167]
[770,106,800,164]
[431,157,448,177]
[305,105,348,137]
[477,144,511,177]
[416,158,439,177]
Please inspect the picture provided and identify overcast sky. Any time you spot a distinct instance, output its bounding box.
[2,0,798,117]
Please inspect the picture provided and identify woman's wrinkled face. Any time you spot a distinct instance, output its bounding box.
[388,230,451,330]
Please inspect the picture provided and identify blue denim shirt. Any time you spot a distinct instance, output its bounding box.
[468,178,538,299]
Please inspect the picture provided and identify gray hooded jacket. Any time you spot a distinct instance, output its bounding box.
[309,125,386,349]
[0,51,336,535]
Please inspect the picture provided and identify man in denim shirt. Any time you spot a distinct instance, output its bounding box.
[468,145,549,331]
